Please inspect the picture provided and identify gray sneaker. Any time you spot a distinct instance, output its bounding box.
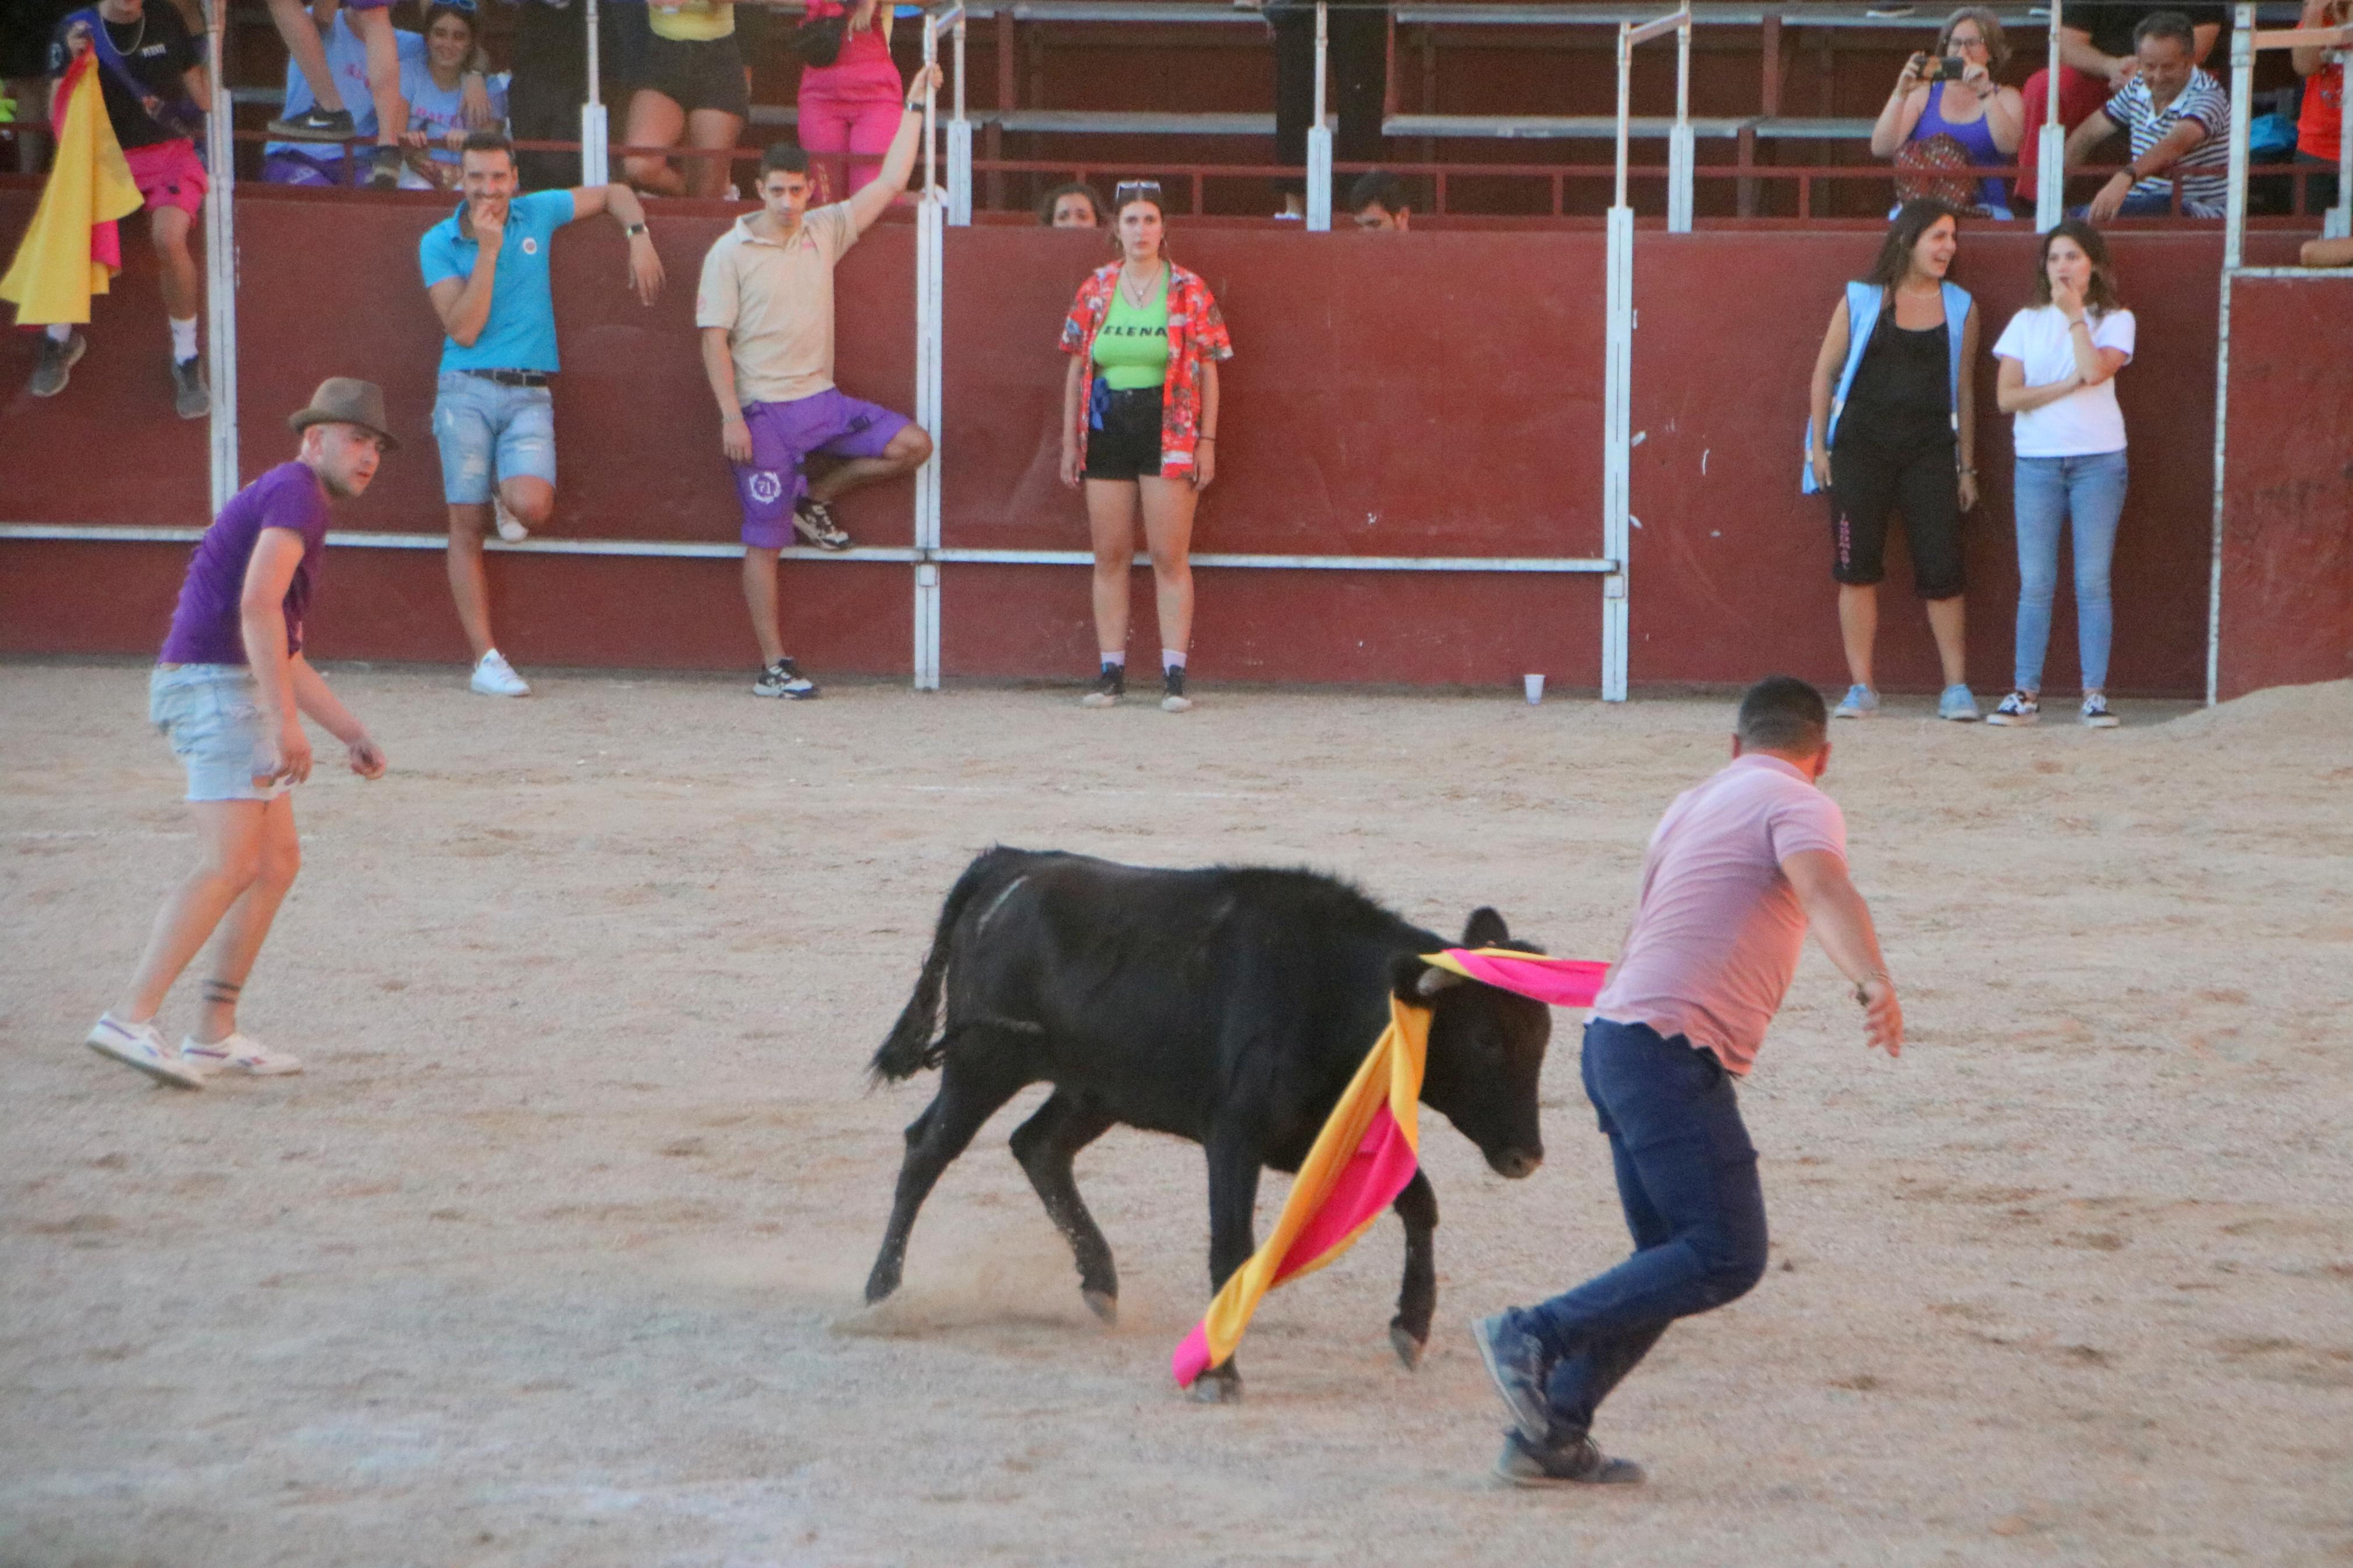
[267,105,356,141]
[1471,1311,1556,1449]
[1937,683,1981,721]
[30,332,86,397]
[1494,1430,1645,1488]
[172,355,207,421]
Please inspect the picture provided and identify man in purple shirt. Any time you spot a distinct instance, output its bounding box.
[1472,675,1905,1485]
[84,379,396,1090]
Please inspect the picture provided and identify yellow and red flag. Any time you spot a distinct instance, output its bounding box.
[1170,948,1608,1386]
[1,55,144,328]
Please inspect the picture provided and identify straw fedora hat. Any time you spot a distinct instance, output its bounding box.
[288,378,400,450]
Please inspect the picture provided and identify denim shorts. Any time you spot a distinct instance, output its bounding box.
[432,372,559,505]
[150,664,286,803]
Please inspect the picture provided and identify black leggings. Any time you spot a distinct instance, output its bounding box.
[1827,425,1964,599]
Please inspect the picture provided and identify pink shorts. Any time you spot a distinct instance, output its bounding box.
[125,139,208,218]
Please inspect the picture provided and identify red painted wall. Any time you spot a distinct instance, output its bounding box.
[2215,275,2353,699]
[0,182,2329,697]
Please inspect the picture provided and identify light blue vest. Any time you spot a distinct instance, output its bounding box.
[1800,278,1972,495]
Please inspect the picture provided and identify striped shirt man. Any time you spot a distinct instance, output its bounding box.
[2104,67,2232,216]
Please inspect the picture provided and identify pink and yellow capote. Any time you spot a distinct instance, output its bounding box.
[1170,948,1609,1387]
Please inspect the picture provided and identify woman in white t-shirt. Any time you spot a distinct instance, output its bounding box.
[1988,221,2135,728]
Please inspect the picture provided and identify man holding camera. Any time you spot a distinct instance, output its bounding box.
[694,67,938,700]
[29,0,211,416]
[418,129,665,699]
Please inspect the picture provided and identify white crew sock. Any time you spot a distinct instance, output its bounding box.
[47,322,73,343]
[1098,650,1126,668]
[169,317,198,364]
[1162,649,1187,672]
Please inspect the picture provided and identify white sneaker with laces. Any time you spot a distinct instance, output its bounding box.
[471,649,531,697]
[493,496,530,542]
[179,1033,303,1077]
[85,1014,204,1090]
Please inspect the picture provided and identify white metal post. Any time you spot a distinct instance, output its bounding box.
[947,10,972,225]
[2333,30,2353,239]
[202,0,238,513]
[1667,10,1694,232]
[2208,4,2258,706]
[1306,1,1333,230]
[2036,0,2064,230]
[913,12,950,688]
[581,0,609,186]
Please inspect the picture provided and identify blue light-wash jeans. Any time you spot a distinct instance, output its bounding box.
[1517,1018,1769,1441]
[2012,449,2128,693]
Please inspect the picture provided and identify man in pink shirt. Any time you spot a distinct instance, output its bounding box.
[1474,675,1905,1487]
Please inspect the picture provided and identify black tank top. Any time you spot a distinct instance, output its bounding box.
[1843,312,1951,446]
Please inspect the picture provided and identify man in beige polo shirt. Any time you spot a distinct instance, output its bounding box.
[695,67,938,699]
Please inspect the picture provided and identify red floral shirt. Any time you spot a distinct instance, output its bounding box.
[1059,262,1233,472]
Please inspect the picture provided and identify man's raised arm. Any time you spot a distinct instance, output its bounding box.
[846,65,945,235]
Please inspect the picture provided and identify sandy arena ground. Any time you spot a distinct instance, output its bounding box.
[2,662,2348,1567]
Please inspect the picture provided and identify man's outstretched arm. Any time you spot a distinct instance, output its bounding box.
[1783,848,1904,1058]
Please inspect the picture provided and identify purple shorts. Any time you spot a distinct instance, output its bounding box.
[733,387,910,549]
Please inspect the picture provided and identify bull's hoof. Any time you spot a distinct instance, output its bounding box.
[1082,1288,1118,1326]
[863,1267,900,1306]
[1188,1366,1243,1404]
[1390,1322,1428,1371]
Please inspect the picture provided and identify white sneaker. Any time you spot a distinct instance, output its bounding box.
[470,649,531,697]
[493,496,530,543]
[85,1014,204,1090]
[179,1033,303,1077]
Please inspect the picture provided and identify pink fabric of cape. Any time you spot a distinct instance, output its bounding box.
[1422,948,1609,1008]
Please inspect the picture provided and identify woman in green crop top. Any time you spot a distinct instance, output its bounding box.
[1056,184,1235,713]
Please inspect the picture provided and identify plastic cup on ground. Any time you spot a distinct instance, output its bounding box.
[1524,674,1545,705]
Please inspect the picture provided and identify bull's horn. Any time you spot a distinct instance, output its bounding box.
[1415,965,1465,998]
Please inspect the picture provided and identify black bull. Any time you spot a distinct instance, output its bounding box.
[863,848,1552,1397]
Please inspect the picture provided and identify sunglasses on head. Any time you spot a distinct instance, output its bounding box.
[1113,181,1163,208]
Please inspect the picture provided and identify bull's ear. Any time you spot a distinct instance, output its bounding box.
[1461,906,1510,949]
[1391,953,1464,1002]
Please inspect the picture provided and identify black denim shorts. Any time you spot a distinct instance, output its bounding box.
[1083,385,1165,482]
[637,32,750,119]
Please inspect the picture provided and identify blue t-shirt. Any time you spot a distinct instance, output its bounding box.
[158,461,332,666]
[398,62,509,188]
[418,188,576,374]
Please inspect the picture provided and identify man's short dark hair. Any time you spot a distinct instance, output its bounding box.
[761,142,810,177]
[1736,675,1829,754]
[2132,9,2197,52]
[461,129,514,164]
[1349,170,1412,216]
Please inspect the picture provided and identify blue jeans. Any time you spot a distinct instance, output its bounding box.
[431,372,558,504]
[1519,1018,1769,1439]
[2011,450,2128,692]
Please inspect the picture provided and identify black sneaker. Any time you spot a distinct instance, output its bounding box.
[364,145,402,190]
[753,658,819,699]
[792,497,851,550]
[1493,1430,1646,1488]
[1160,665,1193,713]
[267,105,356,142]
[29,331,85,397]
[171,355,207,421]
[1080,663,1124,708]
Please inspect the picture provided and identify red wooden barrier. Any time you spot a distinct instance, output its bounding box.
[0,182,2328,698]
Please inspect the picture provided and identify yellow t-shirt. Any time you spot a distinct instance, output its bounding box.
[650,0,734,42]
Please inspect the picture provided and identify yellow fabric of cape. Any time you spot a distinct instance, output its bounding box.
[1173,995,1429,1383]
[0,62,143,327]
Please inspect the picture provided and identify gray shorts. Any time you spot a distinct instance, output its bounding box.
[151,664,287,803]
[432,371,559,506]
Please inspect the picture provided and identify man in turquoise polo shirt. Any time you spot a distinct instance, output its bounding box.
[420,128,664,698]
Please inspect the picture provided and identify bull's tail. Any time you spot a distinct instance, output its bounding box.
[869,849,1027,1084]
